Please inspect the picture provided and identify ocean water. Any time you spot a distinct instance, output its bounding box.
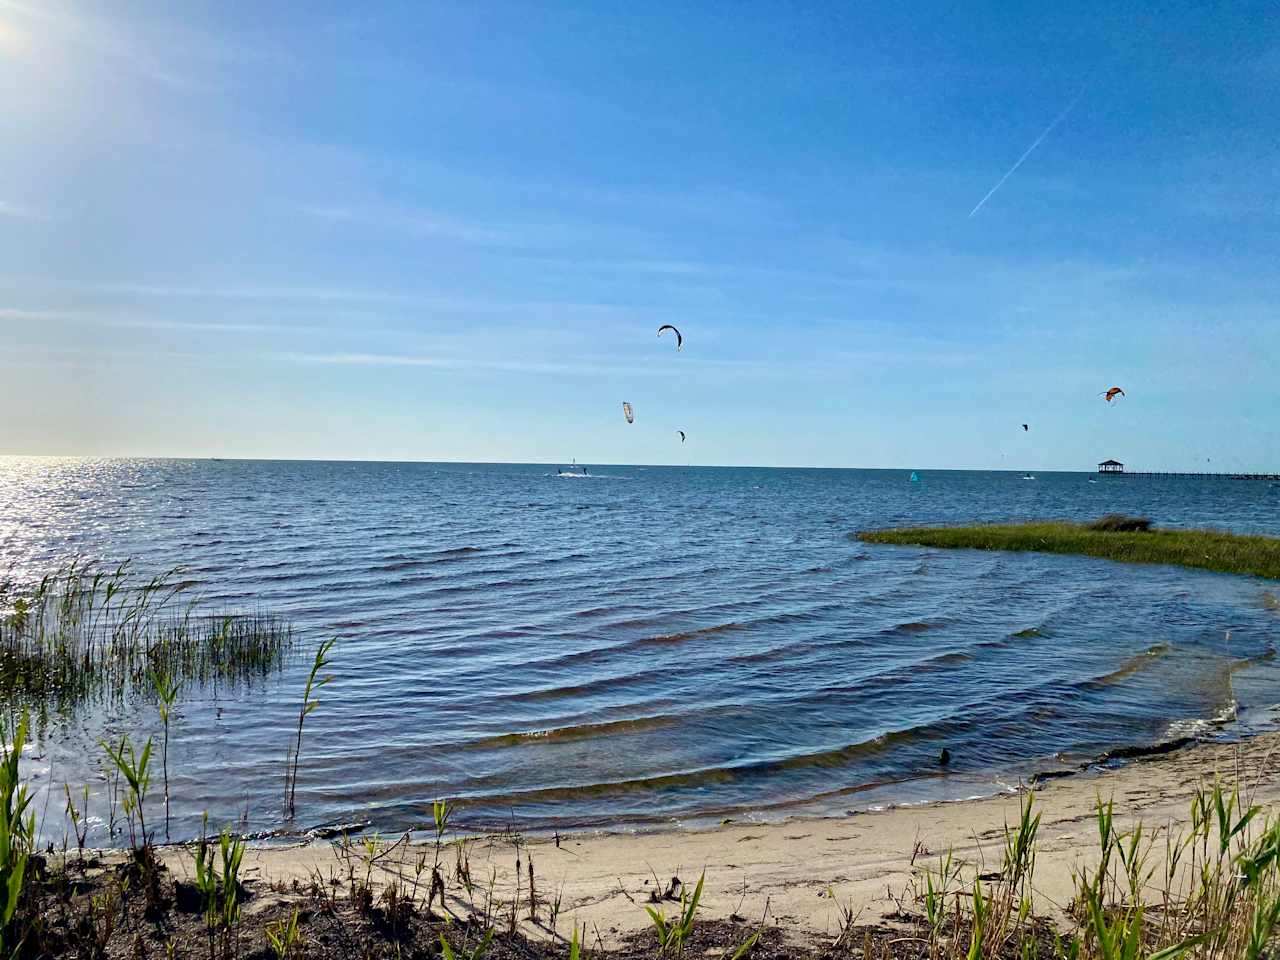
[3,457,1279,844]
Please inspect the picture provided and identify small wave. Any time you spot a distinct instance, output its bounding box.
[368,558,432,573]
[492,667,666,704]
[500,620,749,674]
[430,546,485,558]
[1082,643,1170,689]
[1228,647,1277,673]
[1163,703,1238,739]
[466,714,681,749]
[454,724,940,806]
[969,624,1053,653]
[880,619,947,636]
[571,605,628,619]
[624,620,745,651]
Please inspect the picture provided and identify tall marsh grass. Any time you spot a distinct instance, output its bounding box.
[0,560,292,713]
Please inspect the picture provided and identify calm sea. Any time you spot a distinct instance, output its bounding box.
[3,457,1279,844]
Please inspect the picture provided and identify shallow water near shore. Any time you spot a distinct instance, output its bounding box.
[3,457,1280,845]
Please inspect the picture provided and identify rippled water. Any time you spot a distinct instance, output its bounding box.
[3,457,1279,844]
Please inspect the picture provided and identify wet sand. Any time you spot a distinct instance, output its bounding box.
[161,732,1280,943]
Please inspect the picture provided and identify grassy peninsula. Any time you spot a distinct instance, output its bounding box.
[858,516,1280,580]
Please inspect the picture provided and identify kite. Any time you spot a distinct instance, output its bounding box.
[1022,424,1029,431]
[1100,386,1125,403]
[657,324,683,350]
[622,401,634,424]
[677,430,686,443]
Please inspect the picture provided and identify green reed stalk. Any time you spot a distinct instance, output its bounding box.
[100,733,153,849]
[284,638,336,819]
[0,712,33,957]
[150,668,180,840]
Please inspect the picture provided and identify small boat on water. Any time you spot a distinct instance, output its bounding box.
[909,471,920,482]
[556,460,589,478]
[1021,473,1036,480]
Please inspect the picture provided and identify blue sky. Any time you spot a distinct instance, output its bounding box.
[1,1,1276,469]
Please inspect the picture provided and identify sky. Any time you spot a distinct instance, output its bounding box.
[1,1,1277,470]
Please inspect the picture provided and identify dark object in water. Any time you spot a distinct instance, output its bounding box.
[938,748,951,766]
[1088,514,1153,532]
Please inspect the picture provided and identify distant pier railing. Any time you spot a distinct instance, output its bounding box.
[1099,471,1280,481]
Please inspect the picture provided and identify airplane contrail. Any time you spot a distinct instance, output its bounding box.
[968,88,1085,218]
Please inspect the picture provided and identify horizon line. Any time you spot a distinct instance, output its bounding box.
[0,452,1173,473]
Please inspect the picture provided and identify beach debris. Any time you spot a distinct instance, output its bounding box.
[1100,386,1126,403]
[664,876,682,900]
[657,324,683,350]
[677,430,686,443]
[306,820,371,840]
[938,748,951,766]
[622,401,635,424]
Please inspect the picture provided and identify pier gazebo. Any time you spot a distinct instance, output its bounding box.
[1098,459,1125,474]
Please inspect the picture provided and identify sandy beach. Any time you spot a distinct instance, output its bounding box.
[155,731,1280,945]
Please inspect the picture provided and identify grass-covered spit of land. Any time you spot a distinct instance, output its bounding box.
[857,515,1280,580]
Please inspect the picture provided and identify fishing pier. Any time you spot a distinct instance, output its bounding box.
[1097,460,1280,481]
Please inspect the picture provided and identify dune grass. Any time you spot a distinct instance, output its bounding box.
[858,519,1280,580]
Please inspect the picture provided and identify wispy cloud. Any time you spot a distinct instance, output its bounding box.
[286,350,777,379]
[0,307,330,335]
[0,0,286,91]
[300,204,519,246]
[83,282,660,325]
[0,343,225,370]
[287,351,641,376]
[93,282,420,305]
[0,201,46,221]
[290,352,449,368]
[509,254,717,277]
[0,308,68,321]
